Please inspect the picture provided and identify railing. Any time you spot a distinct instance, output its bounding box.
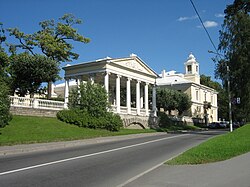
[10,96,65,110]
[111,105,150,116]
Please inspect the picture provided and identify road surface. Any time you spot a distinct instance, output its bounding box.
[0,130,224,187]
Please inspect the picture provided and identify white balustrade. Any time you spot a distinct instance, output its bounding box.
[10,96,64,110]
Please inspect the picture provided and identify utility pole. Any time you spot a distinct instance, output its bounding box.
[208,50,233,132]
[227,66,233,132]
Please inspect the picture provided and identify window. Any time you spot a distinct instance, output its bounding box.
[196,90,199,101]
[187,65,192,74]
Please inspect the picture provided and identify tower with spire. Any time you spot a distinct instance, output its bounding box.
[184,53,200,84]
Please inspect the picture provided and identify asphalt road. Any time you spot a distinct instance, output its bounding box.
[0,130,224,187]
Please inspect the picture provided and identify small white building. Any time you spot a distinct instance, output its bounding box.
[156,53,218,122]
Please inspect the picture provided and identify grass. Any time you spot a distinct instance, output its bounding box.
[0,115,157,146]
[166,124,250,165]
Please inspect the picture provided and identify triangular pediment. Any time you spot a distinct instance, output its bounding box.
[110,57,158,77]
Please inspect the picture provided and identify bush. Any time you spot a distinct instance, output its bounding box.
[158,112,185,128]
[0,78,12,128]
[57,109,123,131]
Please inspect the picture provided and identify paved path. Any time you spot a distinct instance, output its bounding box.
[125,152,250,187]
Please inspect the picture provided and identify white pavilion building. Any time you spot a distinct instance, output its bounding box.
[156,53,218,122]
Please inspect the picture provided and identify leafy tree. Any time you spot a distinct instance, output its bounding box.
[176,92,191,115]
[8,14,90,98]
[0,23,11,127]
[0,77,12,128]
[215,0,250,120]
[0,22,9,79]
[69,81,109,117]
[9,53,59,97]
[157,88,191,115]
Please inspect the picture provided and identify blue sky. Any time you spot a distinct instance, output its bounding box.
[0,0,233,83]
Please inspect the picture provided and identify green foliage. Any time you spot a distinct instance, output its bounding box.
[0,78,12,128]
[158,112,198,131]
[57,109,123,131]
[69,81,110,117]
[9,53,59,97]
[7,13,90,98]
[8,13,90,62]
[215,0,250,120]
[157,88,191,115]
[59,82,122,131]
[166,124,250,165]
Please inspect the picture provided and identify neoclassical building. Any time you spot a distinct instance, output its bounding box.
[156,53,218,122]
[56,54,159,128]
[53,53,218,127]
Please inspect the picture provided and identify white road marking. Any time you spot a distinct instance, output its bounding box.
[0,134,190,176]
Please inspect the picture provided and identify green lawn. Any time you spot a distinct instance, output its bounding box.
[166,124,250,165]
[0,115,156,146]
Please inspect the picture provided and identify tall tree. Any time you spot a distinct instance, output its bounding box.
[0,22,11,127]
[8,14,90,98]
[9,53,59,97]
[215,0,250,121]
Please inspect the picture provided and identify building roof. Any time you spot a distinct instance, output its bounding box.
[156,74,192,86]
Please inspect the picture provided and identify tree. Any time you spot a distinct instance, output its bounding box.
[176,93,191,115]
[69,81,109,118]
[8,14,90,98]
[157,88,191,115]
[215,0,250,120]
[0,23,11,127]
[9,53,59,97]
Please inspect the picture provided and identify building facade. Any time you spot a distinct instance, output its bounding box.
[156,53,218,122]
[53,53,218,127]
[56,54,159,128]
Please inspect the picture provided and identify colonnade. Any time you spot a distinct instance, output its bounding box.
[64,71,157,117]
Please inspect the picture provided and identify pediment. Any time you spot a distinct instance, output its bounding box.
[110,57,157,77]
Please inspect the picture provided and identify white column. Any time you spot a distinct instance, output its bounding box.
[126,78,131,114]
[116,75,121,113]
[76,77,81,94]
[89,74,94,84]
[152,84,157,116]
[136,80,141,115]
[104,71,109,94]
[64,78,69,109]
[145,83,149,116]
[140,86,144,108]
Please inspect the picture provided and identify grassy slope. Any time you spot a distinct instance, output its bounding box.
[0,115,156,146]
[167,124,250,165]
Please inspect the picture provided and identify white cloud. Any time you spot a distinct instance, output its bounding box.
[177,15,198,22]
[215,13,225,18]
[197,21,218,28]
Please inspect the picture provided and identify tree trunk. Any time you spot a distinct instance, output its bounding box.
[47,81,52,99]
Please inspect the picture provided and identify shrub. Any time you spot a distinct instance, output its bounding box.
[57,110,123,131]
[103,112,123,131]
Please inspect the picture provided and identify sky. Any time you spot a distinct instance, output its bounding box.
[0,0,234,84]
